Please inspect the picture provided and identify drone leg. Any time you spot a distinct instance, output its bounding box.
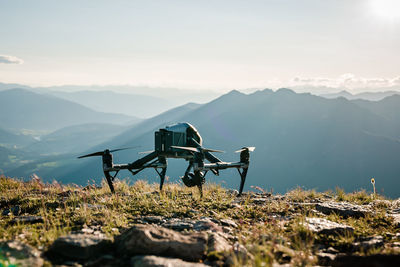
[194,170,206,198]
[104,171,115,193]
[157,157,167,191]
[237,167,248,196]
[158,167,167,191]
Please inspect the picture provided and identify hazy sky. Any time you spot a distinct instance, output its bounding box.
[0,0,399,91]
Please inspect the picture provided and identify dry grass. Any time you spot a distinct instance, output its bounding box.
[0,176,399,266]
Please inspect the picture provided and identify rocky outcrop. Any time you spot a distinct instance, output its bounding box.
[316,202,371,218]
[46,233,112,260]
[304,217,354,235]
[116,224,230,262]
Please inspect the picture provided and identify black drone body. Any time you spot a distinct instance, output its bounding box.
[78,123,254,196]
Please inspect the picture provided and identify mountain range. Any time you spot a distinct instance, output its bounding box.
[4,88,400,197]
[0,88,138,133]
[320,90,400,101]
[0,82,220,118]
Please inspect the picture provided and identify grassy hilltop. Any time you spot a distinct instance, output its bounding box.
[0,176,400,266]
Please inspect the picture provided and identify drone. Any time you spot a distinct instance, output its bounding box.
[78,122,254,197]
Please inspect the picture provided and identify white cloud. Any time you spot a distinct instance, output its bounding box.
[0,55,24,64]
[289,73,400,90]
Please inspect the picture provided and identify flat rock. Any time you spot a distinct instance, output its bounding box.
[0,240,43,267]
[10,215,43,224]
[220,218,238,228]
[116,224,208,261]
[47,233,112,260]
[131,255,208,267]
[316,202,371,218]
[304,217,354,235]
[353,235,384,251]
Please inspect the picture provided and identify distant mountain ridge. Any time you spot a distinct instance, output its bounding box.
[0,88,139,132]
[45,90,179,118]
[320,90,400,101]
[0,82,220,118]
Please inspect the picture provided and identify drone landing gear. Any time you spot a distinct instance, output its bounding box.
[194,170,206,198]
[154,156,167,191]
[237,167,248,196]
[104,170,119,194]
[156,167,167,191]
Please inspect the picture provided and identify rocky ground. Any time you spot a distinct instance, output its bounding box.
[0,176,400,266]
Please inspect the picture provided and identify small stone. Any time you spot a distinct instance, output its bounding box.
[10,215,43,225]
[316,202,371,218]
[304,217,354,235]
[220,218,238,228]
[227,189,239,196]
[47,233,112,260]
[324,247,339,254]
[116,224,208,262]
[0,240,43,267]
[131,255,208,267]
[81,228,94,234]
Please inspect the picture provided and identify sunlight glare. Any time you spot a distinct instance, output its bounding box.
[370,0,400,21]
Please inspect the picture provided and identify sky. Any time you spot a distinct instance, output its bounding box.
[0,0,400,92]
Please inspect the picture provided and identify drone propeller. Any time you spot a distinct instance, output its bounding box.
[77,151,104,158]
[77,146,140,159]
[138,150,155,154]
[171,146,225,153]
[235,146,256,153]
[110,146,140,153]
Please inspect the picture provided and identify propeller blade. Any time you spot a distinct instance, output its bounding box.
[138,150,155,154]
[78,146,140,159]
[77,151,104,158]
[235,146,256,153]
[202,148,225,153]
[110,146,140,153]
[171,146,198,153]
[171,146,225,153]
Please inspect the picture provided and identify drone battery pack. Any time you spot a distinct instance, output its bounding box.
[155,130,186,152]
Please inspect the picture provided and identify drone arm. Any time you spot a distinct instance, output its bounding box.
[204,151,223,163]
[129,151,159,169]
